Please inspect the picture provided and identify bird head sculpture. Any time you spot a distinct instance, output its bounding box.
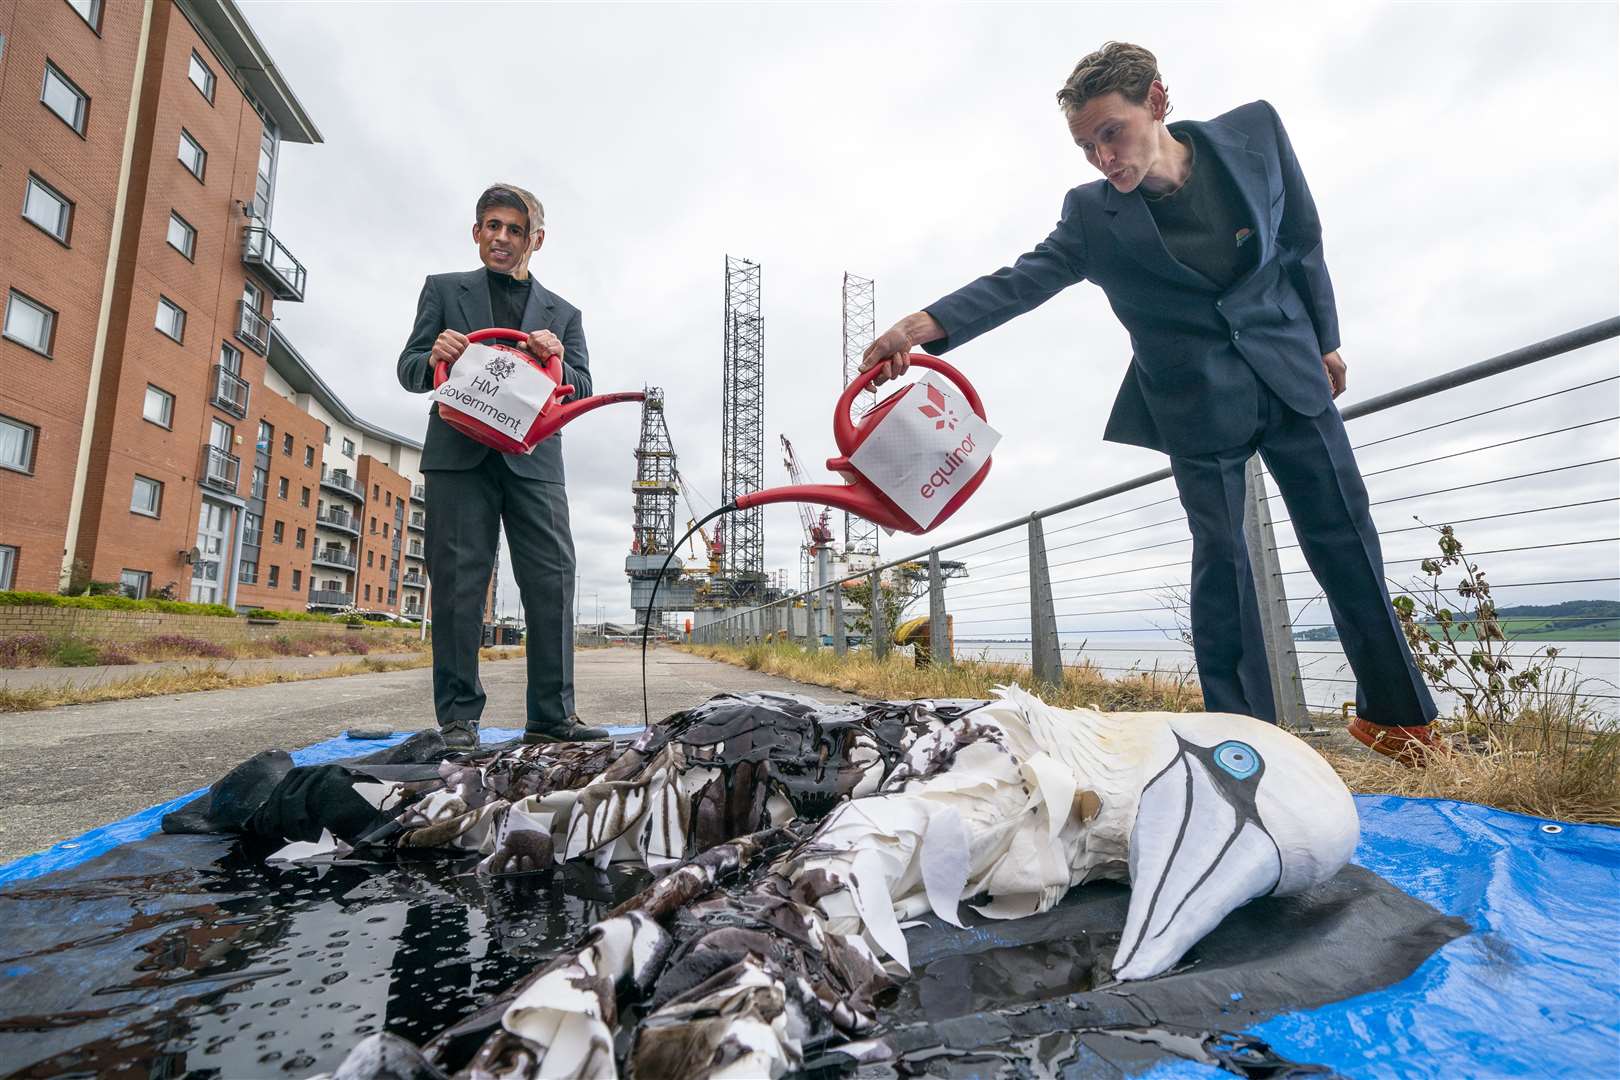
[1113,712,1359,981]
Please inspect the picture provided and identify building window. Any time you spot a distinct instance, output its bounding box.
[1,415,38,474]
[119,569,151,599]
[239,560,257,584]
[291,569,302,591]
[323,426,331,446]
[257,419,273,451]
[166,211,196,259]
[382,523,390,538]
[342,438,355,458]
[366,550,374,568]
[281,433,293,456]
[369,516,377,534]
[379,555,386,571]
[141,385,174,428]
[41,62,88,134]
[3,290,56,355]
[267,564,280,588]
[23,175,73,243]
[251,466,268,500]
[294,527,306,549]
[372,483,380,499]
[130,474,162,517]
[155,296,185,342]
[67,1,102,31]
[253,123,279,221]
[0,545,16,590]
[243,512,262,547]
[178,129,206,180]
[187,50,216,102]
[299,486,310,508]
[384,491,392,507]
[364,584,371,601]
[277,476,289,500]
[272,520,284,544]
[303,445,314,467]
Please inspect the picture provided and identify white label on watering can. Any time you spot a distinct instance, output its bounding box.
[433,343,553,446]
[848,374,1001,529]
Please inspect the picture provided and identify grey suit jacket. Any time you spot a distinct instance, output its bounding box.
[398,268,593,483]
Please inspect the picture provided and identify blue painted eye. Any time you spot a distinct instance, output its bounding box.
[1213,741,1260,780]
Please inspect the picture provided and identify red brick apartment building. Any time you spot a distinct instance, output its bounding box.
[0,0,430,619]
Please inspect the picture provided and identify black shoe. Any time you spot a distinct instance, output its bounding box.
[521,715,610,744]
[440,717,480,750]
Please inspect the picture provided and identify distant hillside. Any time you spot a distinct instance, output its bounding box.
[1294,600,1620,642]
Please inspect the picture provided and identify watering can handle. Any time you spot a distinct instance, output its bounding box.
[434,328,568,390]
[833,354,987,456]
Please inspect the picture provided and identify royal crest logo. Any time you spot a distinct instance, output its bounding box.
[483,353,517,382]
[917,384,959,431]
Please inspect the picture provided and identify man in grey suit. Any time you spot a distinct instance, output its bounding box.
[398,184,608,748]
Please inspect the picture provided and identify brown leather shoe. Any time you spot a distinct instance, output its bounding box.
[1348,716,1446,766]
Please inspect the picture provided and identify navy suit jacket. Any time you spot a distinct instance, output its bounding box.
[923,100,1340,458]
[398,269,592,483]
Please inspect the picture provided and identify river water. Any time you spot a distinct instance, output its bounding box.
[955,638,1620,720]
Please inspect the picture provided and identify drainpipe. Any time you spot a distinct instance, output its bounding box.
[59,0,155,587]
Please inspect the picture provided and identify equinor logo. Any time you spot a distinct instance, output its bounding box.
[919,433,978,500]
[917,384,959,431]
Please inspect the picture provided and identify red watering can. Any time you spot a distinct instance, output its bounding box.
[733,355,994,535]
[433,328,643,454]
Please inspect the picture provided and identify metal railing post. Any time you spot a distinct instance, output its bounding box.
[869,567,888,661]
[1028,515,1062,687]
[1243,456,1309,729]
[928,548,951,668]
[832,584,847,656]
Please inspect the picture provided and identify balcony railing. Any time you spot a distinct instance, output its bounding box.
[408,513,426,532]
[242,224,307,302]
[307,588,352,608]
[312,547,357,570]
[402,572,425,588]
[407,543,425,560]
[242,522,262,548]
[237,300,270,355]
[199,445,240,493]
[211,364,250,419]
[410,484,426,503]
[238,564,258,585]
[315,508,359,536]
[319,468,364,501]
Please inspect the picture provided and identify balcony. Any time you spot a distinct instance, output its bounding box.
[402,601,424,619]
[199,444,240,493]
[410,484,425,504]
[319,468,364,502]
[312,547,357,570]
[242,224,307,302]
[408,512,425,532]
[237,300,270,355]
[406,543,424,560]
[307,588,352,609]
[315,508,359,537]
[402,572,425,588]
[211,364,250,419]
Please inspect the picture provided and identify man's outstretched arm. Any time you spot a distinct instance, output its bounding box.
[862,190,1090,382]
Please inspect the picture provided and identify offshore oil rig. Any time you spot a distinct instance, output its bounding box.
[625,263,887,631]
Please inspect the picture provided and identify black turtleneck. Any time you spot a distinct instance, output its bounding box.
[485,267,530,330]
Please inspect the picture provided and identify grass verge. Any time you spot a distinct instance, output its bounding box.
[0,649,519,714]
[681,641,1620,824]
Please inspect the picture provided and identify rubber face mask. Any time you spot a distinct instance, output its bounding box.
[1113,712,1359,980]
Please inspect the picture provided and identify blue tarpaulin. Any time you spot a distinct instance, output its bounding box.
[2,738,1616,1078]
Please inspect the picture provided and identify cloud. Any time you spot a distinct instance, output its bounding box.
[243,1,1617,625]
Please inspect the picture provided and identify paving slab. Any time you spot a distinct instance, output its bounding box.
[0,645,858,862]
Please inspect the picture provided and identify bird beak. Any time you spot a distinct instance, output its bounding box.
[1112,740,1281,980]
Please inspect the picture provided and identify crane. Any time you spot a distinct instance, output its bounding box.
[780,435,834,547]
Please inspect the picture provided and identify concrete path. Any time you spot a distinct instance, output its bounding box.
[0,651,428,691]
[0,646,857,863]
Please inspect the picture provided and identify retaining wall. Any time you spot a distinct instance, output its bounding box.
[0,606,422,647]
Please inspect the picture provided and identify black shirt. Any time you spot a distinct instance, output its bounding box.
[485,267,530,331]
[1142,131,1256,290]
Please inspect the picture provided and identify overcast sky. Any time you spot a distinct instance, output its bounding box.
[244,1,1618,626]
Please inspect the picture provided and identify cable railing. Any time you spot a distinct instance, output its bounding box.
[692,317,1620,727]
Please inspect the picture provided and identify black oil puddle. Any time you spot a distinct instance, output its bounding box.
[0,845,649,1078]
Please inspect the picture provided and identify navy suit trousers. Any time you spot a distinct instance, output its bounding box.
[1169,388,1437,726]
[424,457,576,731]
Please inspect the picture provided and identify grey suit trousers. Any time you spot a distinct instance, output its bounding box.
[424,455,575,731]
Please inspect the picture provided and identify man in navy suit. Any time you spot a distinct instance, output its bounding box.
[399,185,608,749]
[862,43,1441,761]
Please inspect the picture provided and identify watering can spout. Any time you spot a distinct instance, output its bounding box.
[531,391,645,441]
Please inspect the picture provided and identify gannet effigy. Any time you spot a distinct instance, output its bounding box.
[306,686,1357,1079]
